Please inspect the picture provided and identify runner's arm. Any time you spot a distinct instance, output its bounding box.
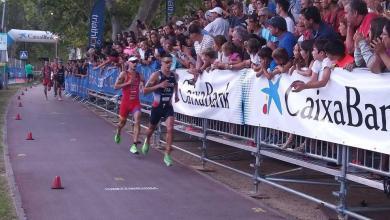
[114,72,130,89]
[143,72,167,94]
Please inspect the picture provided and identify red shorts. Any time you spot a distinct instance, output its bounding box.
[43,78,52,87]
[119,100,141,119]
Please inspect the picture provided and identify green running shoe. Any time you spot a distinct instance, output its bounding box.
[114,134,121,144]
[141,139,150,155]
[164,153,173,166]
[130,144,139,154]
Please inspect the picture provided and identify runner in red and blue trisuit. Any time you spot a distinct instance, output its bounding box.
[142,54,179,166]
[114,56,145,154]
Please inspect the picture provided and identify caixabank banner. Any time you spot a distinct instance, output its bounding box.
[174,68,390,154]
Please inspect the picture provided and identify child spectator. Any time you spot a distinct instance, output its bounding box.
[222,41,242,64]
[292,39,334,91]
[288,43,305,74]
[213,35,228,64]
[267,48,292,79]
[324,39,354,68]
[297,39,314,76]
[201,48,218,72]
[255,46,273,77]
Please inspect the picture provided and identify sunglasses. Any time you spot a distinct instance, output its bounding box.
[129,60,139,64]
[162,60,172,64]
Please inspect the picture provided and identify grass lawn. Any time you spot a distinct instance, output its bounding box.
[0,85,22,220]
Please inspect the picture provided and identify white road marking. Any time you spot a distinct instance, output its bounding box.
[17,154,27,157]
[104,187,159,191]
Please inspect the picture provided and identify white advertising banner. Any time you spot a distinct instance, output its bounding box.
[174,68,390,154]
[174,69,244,125]
[7,29,58,43]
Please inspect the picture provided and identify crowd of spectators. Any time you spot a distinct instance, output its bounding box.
[87,0,389,81]
[82,0,389,151]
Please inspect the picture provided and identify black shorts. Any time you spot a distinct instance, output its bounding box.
[56,80,64,88]
[150,104,174,125]
[27,74,33,80]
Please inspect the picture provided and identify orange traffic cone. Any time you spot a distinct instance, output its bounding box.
[15,114,21,120]
[51,176,64,189]
[18,102,23,107]
[17,96,21,100]
[26,132,34,140]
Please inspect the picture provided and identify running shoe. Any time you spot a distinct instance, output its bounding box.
[114,134,121,144]
[141,139,150,155]
[164,153,173,166]
[130,144,139,154]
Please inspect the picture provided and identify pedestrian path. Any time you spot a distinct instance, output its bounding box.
[6,86,285,220]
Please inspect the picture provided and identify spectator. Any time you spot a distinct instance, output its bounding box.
[229,2,248,36]
[288,43,305,74]
[321,0,345,33]
[345,0,378,53]
[255,46,273,77]
[275,0,296,33]
[188,22,215,80]
[371,19,390,71]
[267,16,297,58]
[324,39,354,68]
[268,47,292,77]
[297,39,314,76]
[301,6,339,41]
[338,17,348,42]
[257,7,278,43]
[247,14,262,35]
[222,41,242,64]
[248,0,259,14]
[124,38,139,57]
[149,32,164,59]
[292,39,334,92]
[201,48,218,72]
[138,40,154,66]
[204,7,230,38]
[213,35,228,63]
[246,38,262,67]
[230,26,252,69]
[301,0,313,9]
[353,16,388,73]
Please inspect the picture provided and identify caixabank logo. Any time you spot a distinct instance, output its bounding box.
[260,78,390,131]
[261,77,283,115]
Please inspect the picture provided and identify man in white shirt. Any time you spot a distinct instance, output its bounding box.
[204,7,230,39]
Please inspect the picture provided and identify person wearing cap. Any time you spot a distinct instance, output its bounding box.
[257,7,279,43]
[141,54,179,166]
[267,16,297,71]
[114,56,145,155]
[204,7,230,39]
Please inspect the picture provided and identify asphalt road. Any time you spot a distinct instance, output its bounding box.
[6,86,286,220]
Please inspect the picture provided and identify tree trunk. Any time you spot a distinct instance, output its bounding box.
[127,0,163,32]
[105,0,121,41]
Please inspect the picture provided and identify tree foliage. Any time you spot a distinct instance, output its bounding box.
[5,0,202,63]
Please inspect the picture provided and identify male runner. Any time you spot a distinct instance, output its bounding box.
[142,54,179,166]
[51,58,59,97]
[41,61,52,100]
[114,56,145,154]
[56,61,65,101]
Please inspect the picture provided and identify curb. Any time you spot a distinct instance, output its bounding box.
[2,88,27,220]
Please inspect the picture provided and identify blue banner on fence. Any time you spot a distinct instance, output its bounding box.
[65,63,158,104]
[89,0,106,49]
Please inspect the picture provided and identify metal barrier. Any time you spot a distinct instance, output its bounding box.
[65,64,390,220]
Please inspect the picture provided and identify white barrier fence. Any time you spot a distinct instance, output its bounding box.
[173,68,390,155]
